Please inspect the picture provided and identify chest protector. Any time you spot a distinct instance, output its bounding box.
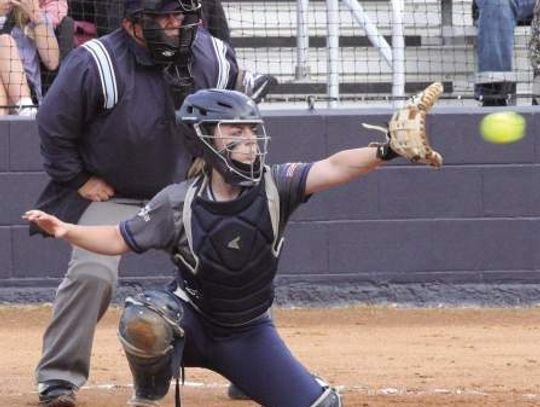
[173,168,283,326]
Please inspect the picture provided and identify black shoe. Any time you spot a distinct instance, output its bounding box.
[238,70,278,104]
[227,383,250,400]
[250,73,278,104]
[481,97,509,107]
[38,380,76,407]
[475,81,516,107]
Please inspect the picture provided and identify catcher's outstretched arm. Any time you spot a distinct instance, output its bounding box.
[305,146,384,195]
[23,210,130,255]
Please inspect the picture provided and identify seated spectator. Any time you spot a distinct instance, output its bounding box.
[474,0,537,106]
[529,0,540,103]
[40,0,68,28]
[0,0,60,115]
[38,1,72,95]
[67,0,99,44]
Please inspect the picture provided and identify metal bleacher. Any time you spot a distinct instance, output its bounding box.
[222,0,535,106]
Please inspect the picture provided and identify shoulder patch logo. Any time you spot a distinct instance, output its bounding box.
[137,204,151,222]
[227,236,241,250]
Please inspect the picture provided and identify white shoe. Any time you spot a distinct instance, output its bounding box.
[17,106,38,117]
[15,97,37,117]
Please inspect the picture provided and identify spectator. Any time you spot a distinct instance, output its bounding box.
[474,0,536,106]
[30,0,240,405]
[0,0,59,115]
[40,0,68,28]
[529,0,540,103]
[66,0,122,38]
[37,0,70,95]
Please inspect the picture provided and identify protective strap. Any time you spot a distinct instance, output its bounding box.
[175,378,181,407]
[171,339,185,407]
[181,177,202,273]
[263,166,283,255]
[82,39,118,109]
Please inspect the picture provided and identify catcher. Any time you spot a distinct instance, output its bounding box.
[24,83,442,407]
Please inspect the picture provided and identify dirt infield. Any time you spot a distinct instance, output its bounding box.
[1,305,540,406]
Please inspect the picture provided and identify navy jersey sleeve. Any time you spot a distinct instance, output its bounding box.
[271,163,313,225]
[191,27,239,90]
[37,47,103,189]
[119,185,185,254]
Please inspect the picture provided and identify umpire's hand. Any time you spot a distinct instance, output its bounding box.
[78,176,115,201]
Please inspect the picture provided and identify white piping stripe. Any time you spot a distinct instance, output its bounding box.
[210,37,229,89]
[93,40,118,107]
[220,40,230,89]
[82,41,107,108]
[82,40,118,109]
[210,37,223,89]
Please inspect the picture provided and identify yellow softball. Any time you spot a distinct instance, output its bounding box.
[479,111,526,144]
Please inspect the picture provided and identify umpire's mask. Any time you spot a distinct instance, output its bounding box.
[177,89,270,187]
[125,0,201,65]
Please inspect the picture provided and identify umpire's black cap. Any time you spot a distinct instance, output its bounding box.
[124,0,199,16]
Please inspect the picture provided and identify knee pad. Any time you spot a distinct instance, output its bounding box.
[118,290,185,402]
[309,376,342,407]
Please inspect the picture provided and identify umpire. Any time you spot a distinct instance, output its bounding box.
[32,0,240,406]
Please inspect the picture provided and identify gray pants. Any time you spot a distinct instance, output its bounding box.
[35,199,143,388]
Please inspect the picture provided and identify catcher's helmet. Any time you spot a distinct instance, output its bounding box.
[177,89,270,186]
[125,0,201,65]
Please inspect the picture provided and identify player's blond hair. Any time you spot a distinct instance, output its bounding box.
[12,7,35,40]
[187,124,218,179]
[187,157,207,179]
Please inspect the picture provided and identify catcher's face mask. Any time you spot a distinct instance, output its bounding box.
[127,0,201,65]
[194,120,269,186]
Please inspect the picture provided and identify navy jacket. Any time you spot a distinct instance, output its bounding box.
[33,27,238,230]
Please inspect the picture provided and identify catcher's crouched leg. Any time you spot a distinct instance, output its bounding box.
[309,377,342,407]
[118,290,185,405]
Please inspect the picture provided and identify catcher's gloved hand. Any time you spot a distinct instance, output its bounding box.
[364,82,444,168]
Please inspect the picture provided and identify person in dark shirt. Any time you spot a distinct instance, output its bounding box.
[24,88,432,407]
[31,1,240,406]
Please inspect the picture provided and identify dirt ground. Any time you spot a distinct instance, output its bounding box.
[1,305,540,407]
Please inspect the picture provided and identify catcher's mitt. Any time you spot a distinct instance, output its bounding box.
[364,82,444,168]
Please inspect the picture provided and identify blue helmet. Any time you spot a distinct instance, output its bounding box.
[177,89,270,186]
